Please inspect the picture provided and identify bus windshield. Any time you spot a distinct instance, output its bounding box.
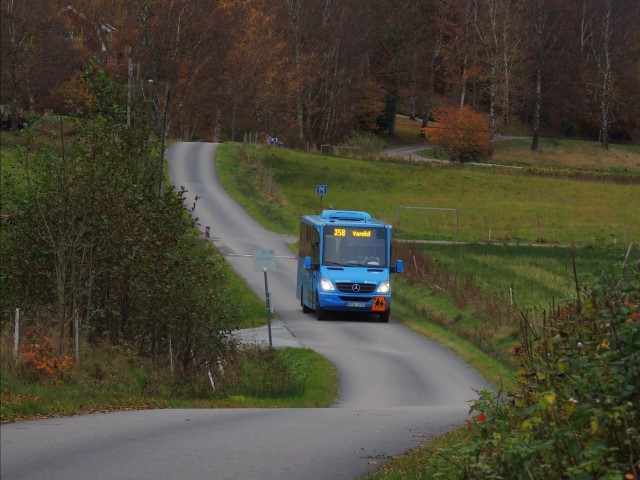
[322,226,387,267]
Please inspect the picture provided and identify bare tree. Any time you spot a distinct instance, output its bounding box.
[586,0,639,149]
[0,0,37,129]
[499,0,524,127]
[596,0,613,149]
[526,0,562,151]
[286,0,305,143]
[458,0,474,109]
[473,0,502,133]
[418,0,458,132]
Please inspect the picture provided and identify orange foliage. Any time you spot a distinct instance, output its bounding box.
[423,106,492,162]
[19,328,73,380]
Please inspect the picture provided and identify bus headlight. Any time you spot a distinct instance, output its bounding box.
[376,281,390,294]
[320,277,336,291]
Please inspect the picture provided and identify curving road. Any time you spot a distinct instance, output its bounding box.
[1,142,493,480]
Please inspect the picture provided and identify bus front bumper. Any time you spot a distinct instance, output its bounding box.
[317,293,390,313]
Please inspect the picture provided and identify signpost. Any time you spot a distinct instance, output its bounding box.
[253,249,276,348]
[316,184,327,212]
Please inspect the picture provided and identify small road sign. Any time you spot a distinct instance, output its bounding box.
[316,184,327,195]
[253,249,276,272]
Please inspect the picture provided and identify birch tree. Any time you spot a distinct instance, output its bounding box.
[473,0,502,133]
[526,0,562,151]
[579,0,639,148]
[595,0,613,149]
[498,0,524,127]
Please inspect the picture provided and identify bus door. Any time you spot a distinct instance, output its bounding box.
[300,225,321,309]
[309,228,321,307]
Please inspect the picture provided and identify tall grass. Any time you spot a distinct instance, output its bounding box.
[414,243,635,309]
[393,242,638,367]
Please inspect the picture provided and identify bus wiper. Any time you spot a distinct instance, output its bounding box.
[324,261,350,267]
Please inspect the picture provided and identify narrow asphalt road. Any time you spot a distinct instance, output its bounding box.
[1,142,493,480]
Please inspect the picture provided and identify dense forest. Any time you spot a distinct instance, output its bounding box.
[2,0,639,148]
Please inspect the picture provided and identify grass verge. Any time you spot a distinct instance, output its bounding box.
[1,345,337,423]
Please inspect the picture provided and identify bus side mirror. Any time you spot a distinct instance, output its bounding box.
[391,259,404,273]
[303,256,312,269]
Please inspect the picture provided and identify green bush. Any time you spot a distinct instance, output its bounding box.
[421,261,639,479]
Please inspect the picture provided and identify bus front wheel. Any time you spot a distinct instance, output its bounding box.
[379,310,390,323]
[301,288,312,313]
[315,295,326,320]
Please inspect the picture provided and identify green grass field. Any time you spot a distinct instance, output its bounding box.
[491,137,640,174]
[416,242,633,310]
[217,143,640,245]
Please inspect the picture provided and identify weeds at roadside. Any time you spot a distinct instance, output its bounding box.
[1,339,335,423]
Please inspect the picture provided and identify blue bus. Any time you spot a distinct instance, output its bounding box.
[296,210,404,322]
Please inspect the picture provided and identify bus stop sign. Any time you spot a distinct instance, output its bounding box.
[253,249,276,272]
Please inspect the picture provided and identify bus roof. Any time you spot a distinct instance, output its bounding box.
[302,210,389,227]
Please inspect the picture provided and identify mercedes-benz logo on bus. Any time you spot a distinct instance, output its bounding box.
[351,284,361,292]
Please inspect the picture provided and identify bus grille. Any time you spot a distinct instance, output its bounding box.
[335,282,377,294]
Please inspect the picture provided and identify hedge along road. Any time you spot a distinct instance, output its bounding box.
[0,142,493,480]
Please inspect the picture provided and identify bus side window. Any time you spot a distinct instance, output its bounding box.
[311,228,320,264]
[298,225,307,257]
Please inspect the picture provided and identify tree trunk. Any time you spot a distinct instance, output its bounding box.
[421,98,432,137]
[460,50,468,108]
[599,0,612,150]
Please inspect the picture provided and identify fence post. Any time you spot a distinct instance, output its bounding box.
[168,335,174,375]
[206,361,215,392]
[537,215,542,243]
[13,308,20,363]
[74,310,79,365]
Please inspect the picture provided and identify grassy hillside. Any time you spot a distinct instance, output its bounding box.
[217,142,640,245]
[491,137,640,173]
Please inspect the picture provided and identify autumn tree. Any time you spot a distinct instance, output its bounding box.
[296,0,379,144]
[424,106,491,161]
[417,0,463,133]
[0,0,81,126]
[2,0,639,144]
[364,0,430,136]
